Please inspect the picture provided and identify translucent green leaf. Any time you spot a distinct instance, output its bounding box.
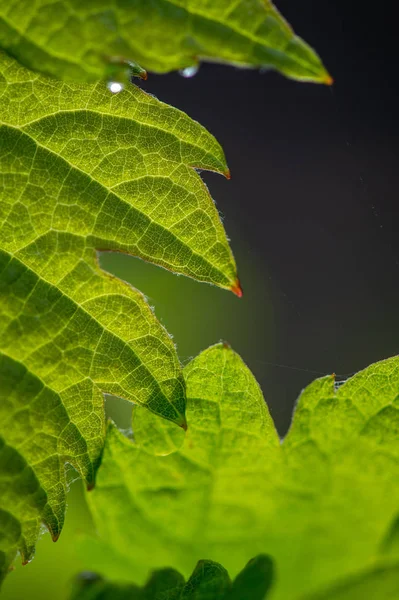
[0,0,331,84]
[305,563,399,600]
[83,343,281,580]
[70,555,274,599]
[0,50,237,581]
[85,345,399,599]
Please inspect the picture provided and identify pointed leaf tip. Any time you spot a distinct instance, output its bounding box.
[231,279,243,298]
[324,74,334,86]
[225,169,231,180]
[129,61,148,81]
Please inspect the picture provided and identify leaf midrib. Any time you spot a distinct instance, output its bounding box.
[0,16,97,76]
[158,0,322,76]
[2,107,226,174]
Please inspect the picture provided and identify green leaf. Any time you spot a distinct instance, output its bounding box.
[83,343,279,580]
[70,555,274,599]
[84,344,399,599]
[181,561,231,599]
[305,563,399,600]
[0,50,237,581]
[303,511,399,600]
[70,569,185,600]
[0,0,331,84]
[229,555,274,600]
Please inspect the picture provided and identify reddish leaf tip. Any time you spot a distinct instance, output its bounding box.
[324,74,334,86]
[231,279,243,298]
[225,168,231,180]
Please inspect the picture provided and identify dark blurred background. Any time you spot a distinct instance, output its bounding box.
[3,1,398,598]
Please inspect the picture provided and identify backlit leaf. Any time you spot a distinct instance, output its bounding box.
[85,344,399,599]
[0,0,331,83]
[0,50,236,581]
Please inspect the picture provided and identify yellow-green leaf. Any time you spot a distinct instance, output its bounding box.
[305,563,399,600]
[0,0,331,83]
[0,50,236,582]
[84,345,399,599]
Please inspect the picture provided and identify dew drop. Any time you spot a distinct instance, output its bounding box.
[179,65,199,78]
[107,81,124,93]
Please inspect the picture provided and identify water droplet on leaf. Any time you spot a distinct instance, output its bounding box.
[107,81,124,93]
[179,65,199,78]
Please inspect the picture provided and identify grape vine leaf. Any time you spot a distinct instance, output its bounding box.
[70,555,274,600]
[0,50,237,582]
[306,562,399,600]
[84,344,399,599]
[70,557,399,600]
[0,0,331,84]
[305,518,399,599]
